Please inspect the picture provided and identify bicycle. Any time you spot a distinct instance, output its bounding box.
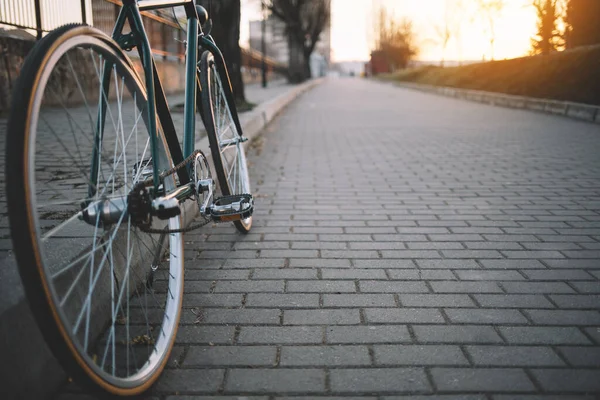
[5,0,253,396]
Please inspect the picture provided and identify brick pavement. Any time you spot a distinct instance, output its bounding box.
[55,76,600,398]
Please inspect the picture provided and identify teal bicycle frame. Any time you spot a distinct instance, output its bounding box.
[92,0,244,198]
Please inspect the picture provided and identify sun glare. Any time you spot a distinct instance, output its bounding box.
[330,0,538,63]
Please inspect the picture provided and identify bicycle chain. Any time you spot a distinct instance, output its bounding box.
[130,150,213,234]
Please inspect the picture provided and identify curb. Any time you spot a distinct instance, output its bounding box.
[389,81,600,125]
[0,77,324,400]
[194,77,325,154]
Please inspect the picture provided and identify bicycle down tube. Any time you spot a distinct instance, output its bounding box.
[108,0,200,187]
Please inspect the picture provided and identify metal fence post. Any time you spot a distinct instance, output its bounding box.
[81,0,87,24]
[34,0,42,39]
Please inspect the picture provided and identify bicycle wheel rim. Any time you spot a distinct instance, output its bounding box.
[9,28,183,395]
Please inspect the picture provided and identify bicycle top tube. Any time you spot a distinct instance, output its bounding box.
[137,0,193,11]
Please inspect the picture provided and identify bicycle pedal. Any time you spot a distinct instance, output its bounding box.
[208,194,253,222]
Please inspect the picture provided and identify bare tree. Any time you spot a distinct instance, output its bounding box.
[265,0,331,83]
[430,0,466,67]
[476,0,504,60]
[530,0,565,55]
[434,12,451,67]
[197,0,246,105]
[373,5,418,72]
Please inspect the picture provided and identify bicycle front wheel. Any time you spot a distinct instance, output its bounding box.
[200,50,252,233]
[6,25,184,396]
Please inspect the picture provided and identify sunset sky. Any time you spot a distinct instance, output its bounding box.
[241,0,540,63]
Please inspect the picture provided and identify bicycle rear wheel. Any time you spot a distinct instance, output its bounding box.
[6,25,183,396]
[200,50,253,233]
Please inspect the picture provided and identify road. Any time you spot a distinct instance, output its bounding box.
[58,76,600,397]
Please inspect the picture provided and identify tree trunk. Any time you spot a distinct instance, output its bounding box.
[304,48,313,79]
[288,34,307,83]
[197,0,246,105]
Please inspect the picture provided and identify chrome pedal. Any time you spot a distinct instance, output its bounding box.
[208,194,253,222]
[194,152,215,215]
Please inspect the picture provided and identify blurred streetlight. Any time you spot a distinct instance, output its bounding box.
[261,0,267,87]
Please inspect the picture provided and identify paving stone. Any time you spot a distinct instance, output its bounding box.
[326,326,411,344]
[454,270,525,281]
[182,294,244,307]
[416,260,480,269]
[571,281,600,293]
[176,326,235,344]
[365,308,445,324]
[464,242,523,250]
[388,269,455,280]
[498,327,591,344]
[225,369,325,393]
[289,258,352,268]
[480,260,546,269]
[359,281,429,293]
[214,280,284,293]
[531,369,600,392]
[557,346,600,367]
[384,397,486,400]
[238,327,322,344]
[280,345,371,366]
[321,269,388,279]
[430,281,503,293]
[427,234,484,242]
[465,345,565,366]
[521,269,594,280]
[223,259,285,268]
[431,368,535,392]
[406,242,465,249]
[374,345,469,365]
[329,368,431,393]
[502,251,564,259]
[399,294,475,308]
[284,309,361,325]
[353,259,417,269]
[441,250,503,259]
[549,294,600,309]
[278,398,375,400]
[492,396,594,400]
[444,308,528,324]
[184,269,251,280]
[413,325,503,344]
[183,346,277,366]
[323,294,396,307]
[154,369,225,392]
[523,309,600,325]
[245,293,320,308]
[543,259,600,269]
[474,294,555,308]
[501,282,575,294]
[252,269,318,279]
[287,280,356,293]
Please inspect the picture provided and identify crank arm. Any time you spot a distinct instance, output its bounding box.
[151,183,196,220]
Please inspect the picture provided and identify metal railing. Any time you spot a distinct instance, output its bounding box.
[241,46,287,74]
[0,0,285,69]
[0,0,90,39]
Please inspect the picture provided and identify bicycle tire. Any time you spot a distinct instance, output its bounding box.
[6,24,184,396]
[199,50,252,233]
